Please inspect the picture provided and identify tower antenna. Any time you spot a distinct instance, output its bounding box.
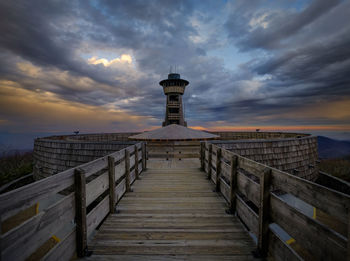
[169,66,172,74]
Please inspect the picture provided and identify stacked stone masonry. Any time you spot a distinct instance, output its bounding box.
[33,133,138,179]
[33,131,318,181]
[212,136,318,181]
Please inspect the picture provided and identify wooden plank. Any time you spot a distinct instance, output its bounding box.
[42,229,76,261]
[258,168,271,256]
[147,146,200,153]
[75,168,87,257]
[130,169,136,185]
[87,195,110,238]
[115,179,126,204]
[138,162,142,176]
[237,171,260,207]
[229,155,238,213]
[89,240,254,255]
[220,177,230,203]
[2,203,37,234]
[204,161,208,174]
[115,160,126,181]
[0,168,75,220]
[135,143,142,150]
[108,156,116,214]
[236,195,259,236]
[270,193,346,261]
[142,143,146,170]
[215,148,221,192]
[0,147,123,220]
[268,227,303,261]
[221,148,235,163]
[348,211,350,260]
[148,153,200,159]
[0,215,2,261]
[271,168,350,224]
[205,150,209,161]
[2,193,75,261]
[220,160,230,181]
[238,156,266,178]
[134,145,139,180]
[125,149,131,192]
[83,254,256,261]
[211,155,217,166]
[208,144,212,180]
[125,145,135,154]
[109,149,125,163]
[211,144,218,154]
[130,154,135,169]
[88,167,257,259]
[86,171,108,206]
[211,169,217,185]
[200,142,204,171]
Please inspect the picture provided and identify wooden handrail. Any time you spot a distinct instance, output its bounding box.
[201,141,350,260]
[0,142,146,260]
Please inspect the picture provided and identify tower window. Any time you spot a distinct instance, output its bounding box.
[169,95,179,101]
[169,108,179,113]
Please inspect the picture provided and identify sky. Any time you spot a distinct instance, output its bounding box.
[0,0,350,150]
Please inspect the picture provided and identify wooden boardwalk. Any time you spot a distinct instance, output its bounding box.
[86,168,257,260]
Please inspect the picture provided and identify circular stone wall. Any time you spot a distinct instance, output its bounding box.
[33,133,139,179]
[212,135,318,181]
[33,131,318,181]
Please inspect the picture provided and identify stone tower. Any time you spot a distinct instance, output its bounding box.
[159,73,189,126]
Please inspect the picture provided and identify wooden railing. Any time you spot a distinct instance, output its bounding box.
[0,142,147,261]
[200,142,350,261]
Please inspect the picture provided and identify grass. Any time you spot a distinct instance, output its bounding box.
[318,155,350,182]
[0,150,33,187]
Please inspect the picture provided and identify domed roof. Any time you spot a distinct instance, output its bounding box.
[128,124,219,141]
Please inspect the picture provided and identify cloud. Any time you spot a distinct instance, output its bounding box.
[226,0,342,50]
[88,54,132,67]
[0,80,157,133]
[0,0,349,146]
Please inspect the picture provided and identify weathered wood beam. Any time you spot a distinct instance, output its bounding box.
[207,144,212,180]
[215,148,222,192]
[142,142,147,170]
[257,168,271,257]
[125,150,131,192]
[108,156,116,214]
[74,168,87,257]
[228,155,238,214]
[346,208,350,261]
[134,145,139,180]
[200,142,205,171]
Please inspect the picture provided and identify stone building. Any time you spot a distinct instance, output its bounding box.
[159,73,189,126]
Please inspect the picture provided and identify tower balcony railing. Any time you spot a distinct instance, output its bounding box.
[168,114,180,119]
[168,101,180,107]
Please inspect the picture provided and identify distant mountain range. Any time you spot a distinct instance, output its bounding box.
[318,136,350,159]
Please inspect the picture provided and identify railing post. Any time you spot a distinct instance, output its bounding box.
[228,155,238,214]
[74,168,87,257]
[0,215,2,261]
[208,144,212,180]
[125,149,131,192]
[142,142,147,170]
[257,168,272,257]
[215,148,222,192]
[200,142,204,171]
[347,210,350,260]
[134,145,139,179]
[108,156,116,214]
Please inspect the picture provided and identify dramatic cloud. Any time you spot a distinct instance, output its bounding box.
[0,0,349,148]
